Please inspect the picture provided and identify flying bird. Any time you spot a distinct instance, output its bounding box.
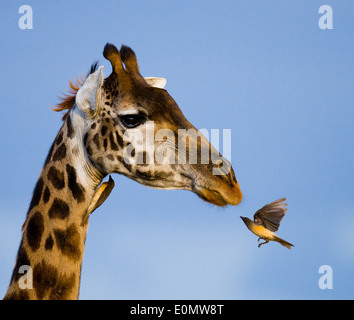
[240,198,294,249]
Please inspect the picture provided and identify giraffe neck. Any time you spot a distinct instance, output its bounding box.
[4,109,104,300]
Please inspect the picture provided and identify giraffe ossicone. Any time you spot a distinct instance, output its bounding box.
[4,43,242,300]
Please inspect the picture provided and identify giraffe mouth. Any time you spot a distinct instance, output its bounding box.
[194,182,242,207]
[195,188,229,206]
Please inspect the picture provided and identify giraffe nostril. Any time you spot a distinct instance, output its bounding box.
[215,159,223,168]
[213,159,238,185]
[213,159,230,176]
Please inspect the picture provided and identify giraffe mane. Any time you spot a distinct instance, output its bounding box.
[53,61,99,120]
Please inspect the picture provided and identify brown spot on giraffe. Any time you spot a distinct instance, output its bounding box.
[26,211,44,251]
[53,224,81,261]
[45,234,54,251]
[43,186,51,203]
[49,271,76,300]
[48,198,70,219]
[66,115,75,138]
[52,144,67,162]
[47,166,65,190]
[66,164,85,203]
[33,260,58,299]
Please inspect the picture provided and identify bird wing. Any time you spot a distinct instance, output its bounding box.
[253,198,288,232]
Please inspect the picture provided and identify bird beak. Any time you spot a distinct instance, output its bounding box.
[240,216,246,221]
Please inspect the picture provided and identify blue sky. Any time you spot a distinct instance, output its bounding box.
[0,1,353,299]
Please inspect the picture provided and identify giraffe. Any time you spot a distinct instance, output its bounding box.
[3,43,242,300]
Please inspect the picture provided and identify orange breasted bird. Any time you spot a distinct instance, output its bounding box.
[240,198,294,249]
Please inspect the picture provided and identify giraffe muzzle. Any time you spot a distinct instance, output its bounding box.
[193,166,242,207]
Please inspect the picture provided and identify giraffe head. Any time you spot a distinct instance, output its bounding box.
[69,43,242,206]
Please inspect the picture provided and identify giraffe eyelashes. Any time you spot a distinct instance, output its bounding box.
[119,114,146,128]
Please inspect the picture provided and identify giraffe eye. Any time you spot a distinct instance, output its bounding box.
[120,114,146,128]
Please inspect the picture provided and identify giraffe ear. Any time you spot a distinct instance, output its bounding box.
[144,77,166,89]
[76,66,104,116]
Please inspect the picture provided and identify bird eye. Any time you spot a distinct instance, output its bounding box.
[120,114,146,128]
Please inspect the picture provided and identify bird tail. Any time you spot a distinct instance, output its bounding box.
[275,236,294,249]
